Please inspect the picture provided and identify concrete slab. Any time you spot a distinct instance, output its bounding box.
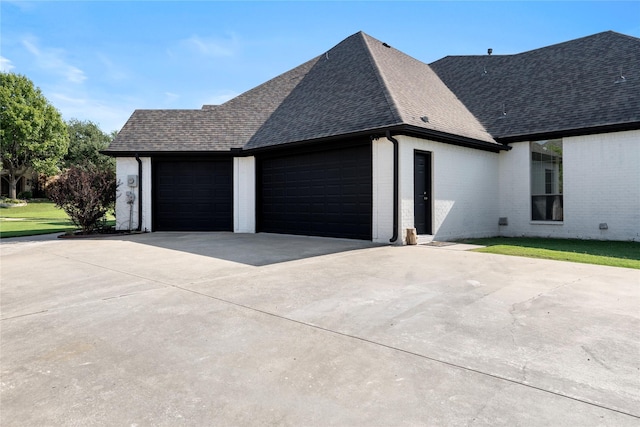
[1,232,639,425]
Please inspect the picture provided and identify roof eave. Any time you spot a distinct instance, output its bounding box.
[496,121,640,144]
[101,150,238,158]
[244,124,507,154]
[103,124,508,157]
[242,129,383,155]
[393,125,508,152]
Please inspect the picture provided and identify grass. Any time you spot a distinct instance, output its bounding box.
[0,200,114,239]
[460,237,640,269]
[1,200,76,238]
[2,203,638,269]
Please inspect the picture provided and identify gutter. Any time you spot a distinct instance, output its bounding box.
[101,123,509,158]
[398,125,509,152]
[496,121,640,145]
[385,131,399,243]
[135,154,142,232]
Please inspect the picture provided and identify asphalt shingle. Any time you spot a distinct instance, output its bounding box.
[107,57,319,153]
[244,32,402,149]
[107,31,498,154]
[106,31,639,154]
[363,33,494,143]
[430,31,640,141]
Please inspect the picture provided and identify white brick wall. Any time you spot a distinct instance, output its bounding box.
[115,157,152,232]
[114,131,637,242]
[498,142,532,235]
[372,138,395,243]
[397,135,500,243]
[233,156,256,233]
[499,130,640,241]
[565,131,640,240]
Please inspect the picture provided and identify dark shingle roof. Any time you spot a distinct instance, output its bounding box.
[106,109,226,152]
[244,32,494,149]
[430,31,640,141]
[243,32,402,149]
[107,31,639,154]
[106,57,319,153]
[106,31,496,154]
[363,33,494,143]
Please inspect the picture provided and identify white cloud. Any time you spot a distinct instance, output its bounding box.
[97,53,129,81]
[182,33,239,57]
[22,36,87,83]
[0,56,15,72]
[3,0,36,12]
[201,90,239,106]
[49,91,134,133]
[64,67,86,84]
[50,92,86,105]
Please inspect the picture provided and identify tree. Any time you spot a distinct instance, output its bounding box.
[64,119,116,172]
[0,72,69,198]
[47,165,118,234]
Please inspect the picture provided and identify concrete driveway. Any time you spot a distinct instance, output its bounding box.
[1,232,638,426]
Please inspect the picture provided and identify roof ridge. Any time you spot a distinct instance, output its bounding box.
[607,30,640,42]
[516,30,640,56]
[218,56,319,108]
[361,32,494,143]
[358,32,403,124]
[432,31,640,63]
[430,30,640,140]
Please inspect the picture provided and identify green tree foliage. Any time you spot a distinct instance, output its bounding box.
[0,72,69,198]
[65,119,115,172]
[48,165,117,234]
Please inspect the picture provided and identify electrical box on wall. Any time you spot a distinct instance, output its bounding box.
[127,175,138,187]
[125,191,135,204]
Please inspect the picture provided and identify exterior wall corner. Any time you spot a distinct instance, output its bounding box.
[372,138,395,244]
[115,157,151,232]
[233,156,256,233]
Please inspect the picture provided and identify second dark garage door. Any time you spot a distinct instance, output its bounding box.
[258,144,372,240]
[153,159,232,231]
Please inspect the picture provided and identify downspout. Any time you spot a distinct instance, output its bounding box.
[135,154,142,232]
[385,131,399,243]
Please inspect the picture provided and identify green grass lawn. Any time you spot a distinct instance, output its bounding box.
[0,200,114,238]
[1,200,76,238]
[3,203,639,270]
[460,237,640,269]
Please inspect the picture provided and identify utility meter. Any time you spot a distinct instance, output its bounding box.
[126,191,135,204]
[127,175,138,187]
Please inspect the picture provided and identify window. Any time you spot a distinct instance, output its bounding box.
[545,169,554,194]
[531,139,563,221]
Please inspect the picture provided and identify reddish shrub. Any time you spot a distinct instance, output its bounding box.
[48,166,117,234]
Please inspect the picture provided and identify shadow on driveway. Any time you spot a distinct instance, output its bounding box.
[109,231,382,266]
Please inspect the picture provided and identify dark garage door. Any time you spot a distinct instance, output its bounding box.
[153,160,232,231]
[258,144,372,240]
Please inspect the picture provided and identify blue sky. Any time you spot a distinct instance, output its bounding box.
[2,1,639,133]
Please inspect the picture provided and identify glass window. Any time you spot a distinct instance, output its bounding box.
[531,139,563,221]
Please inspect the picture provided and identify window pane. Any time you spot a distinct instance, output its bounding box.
[531,195,563,221]
[531,140,563,221]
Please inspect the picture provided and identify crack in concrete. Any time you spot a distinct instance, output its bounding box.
[101,293,138,301]
[5,248,637,420]
[581,345,613,372]
[467,382,512,426]
[173,282,640,420]
[1,309,48,321]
